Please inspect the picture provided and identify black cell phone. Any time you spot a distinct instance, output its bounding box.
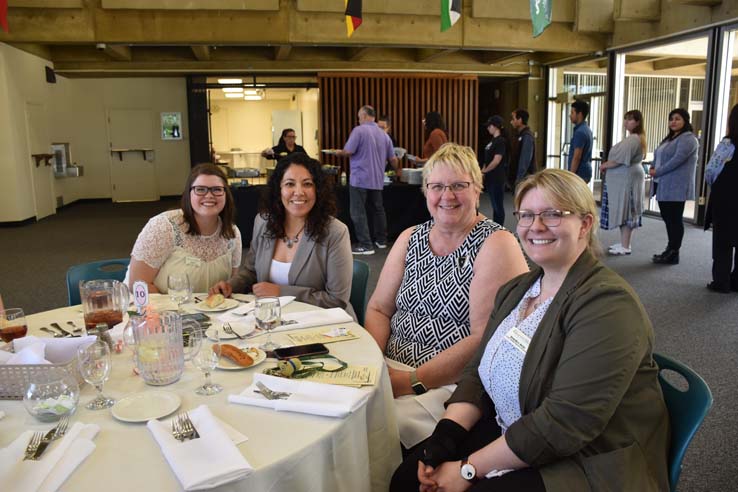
[273,343,329,360]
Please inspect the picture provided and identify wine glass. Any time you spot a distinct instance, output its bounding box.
[191,328,222,395]
[0,308,27,343]
[167,273,192,312]
[255,297,281,351]
[77,341,115,410]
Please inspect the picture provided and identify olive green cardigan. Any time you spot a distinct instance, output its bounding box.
[447,250,670,491]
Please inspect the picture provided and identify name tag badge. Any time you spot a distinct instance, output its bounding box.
[504,327,531,355]
[185,256,203,267]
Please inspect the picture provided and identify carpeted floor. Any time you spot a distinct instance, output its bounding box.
[1,192,736,491]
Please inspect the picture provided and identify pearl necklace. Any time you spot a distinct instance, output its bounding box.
[283,226,304,249]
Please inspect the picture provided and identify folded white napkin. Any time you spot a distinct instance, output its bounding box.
[218,296,296,322]
[11,336,97,365]
[0,422,99,492]
[280,308,353,330]
[228,373,370,418]
[147,405,252,491]
[4,342,49,365]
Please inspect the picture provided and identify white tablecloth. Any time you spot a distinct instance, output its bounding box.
[0,300,401,492]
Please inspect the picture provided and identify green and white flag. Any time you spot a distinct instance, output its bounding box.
[530,0,552,37]
[441,0,461,32]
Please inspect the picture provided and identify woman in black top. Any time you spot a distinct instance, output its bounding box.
[262,128,307,160]
[480,116,509,226]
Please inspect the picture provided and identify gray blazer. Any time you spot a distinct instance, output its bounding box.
[229,215,356,320]
[652,131,698,202]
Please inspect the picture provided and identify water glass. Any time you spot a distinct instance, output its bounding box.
[168,273,192,311]
[77,341,115,410]
[0,308,27,343]
[255,297,281,351]
[192,328,222,395]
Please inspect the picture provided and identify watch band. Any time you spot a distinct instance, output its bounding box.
[409,370,427,395]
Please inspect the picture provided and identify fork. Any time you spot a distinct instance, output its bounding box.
[255,381,291,400]
[23,432,44,461]
[171,418,184,442]
[222,323,245,340]
[54,415,70,440]
[178,413,200,440]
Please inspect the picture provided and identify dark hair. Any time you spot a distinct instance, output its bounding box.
[513,108,529,125]
[278,128,296,147]
[378,114,391,126]
[571,99,590,120]
[662,108,694,143]
[424,111,448,140]
[726,104,738,145]
[180,163,236,240]
[259,153,336,242]
[624,109,647,155]
[360,105,376,118]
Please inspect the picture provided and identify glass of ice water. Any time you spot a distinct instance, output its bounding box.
[167,273,192,312]
[255,296,281,351]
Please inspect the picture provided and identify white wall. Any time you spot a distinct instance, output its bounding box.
[298,88,320,157]
[0,43,192,221]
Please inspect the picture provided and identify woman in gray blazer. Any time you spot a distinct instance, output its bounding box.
[649,108,699,265]
[210,154,355,319]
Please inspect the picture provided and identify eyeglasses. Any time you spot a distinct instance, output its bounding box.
[513,209,574,227]
[426,182,471,194]
[190,186,226,196]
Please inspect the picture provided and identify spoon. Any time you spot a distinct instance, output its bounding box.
[40,327,63,338]
[67,321,83,334]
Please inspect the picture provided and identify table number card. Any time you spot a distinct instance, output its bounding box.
[286,327,359,345]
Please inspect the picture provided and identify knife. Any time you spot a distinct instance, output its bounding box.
[29,427,58,460]
[50,322,77,337]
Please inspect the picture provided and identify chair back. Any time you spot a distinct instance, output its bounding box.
[66,258,131,306]
[653,352,713,491]
[350,259,370,326]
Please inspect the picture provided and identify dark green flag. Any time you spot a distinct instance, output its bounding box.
[530,0,552,37]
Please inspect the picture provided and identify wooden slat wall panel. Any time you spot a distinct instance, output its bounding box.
[318,73,479,174]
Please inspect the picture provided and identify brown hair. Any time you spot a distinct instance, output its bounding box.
[180,163,236,240]
[624,109,647,155]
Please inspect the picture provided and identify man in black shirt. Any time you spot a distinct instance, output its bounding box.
[480,115,509,225]
[510,109,536,185]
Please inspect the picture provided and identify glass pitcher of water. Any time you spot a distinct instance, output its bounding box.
[79,279,130,333]
[130,310,201,386]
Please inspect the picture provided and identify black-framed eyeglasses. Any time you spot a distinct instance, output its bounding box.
[190,186,226,196]
[513,209,574,227]
[426,182,472,194]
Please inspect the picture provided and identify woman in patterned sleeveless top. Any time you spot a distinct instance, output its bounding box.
[365,143,528,450]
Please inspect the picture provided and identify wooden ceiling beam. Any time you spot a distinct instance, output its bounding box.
[653,57,706,70]
[191,45,210,61]
[103,44,132,61]
[274,45,292,60]
[415,48,458,63]
[345,47,371,61]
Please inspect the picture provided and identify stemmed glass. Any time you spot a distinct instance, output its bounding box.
[167,273,192,312]
[77,341,115,410]
[0,307,27,343]
[192,328,222,395]
[255,297,281,351]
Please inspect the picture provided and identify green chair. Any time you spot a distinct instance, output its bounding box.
[66,258,130,306]
[350,259,370,326]
[653,352,713,491]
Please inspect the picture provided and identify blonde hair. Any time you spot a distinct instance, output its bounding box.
[422,143,483,195]
[514,169,602,255]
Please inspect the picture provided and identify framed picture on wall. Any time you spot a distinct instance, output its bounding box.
[161,112,182,140]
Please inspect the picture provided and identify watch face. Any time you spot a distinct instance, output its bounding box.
[461,463,476,480]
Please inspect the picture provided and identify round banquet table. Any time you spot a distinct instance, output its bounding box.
[0,300,402,492]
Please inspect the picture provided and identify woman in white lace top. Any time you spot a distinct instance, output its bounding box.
[126,163,242,294]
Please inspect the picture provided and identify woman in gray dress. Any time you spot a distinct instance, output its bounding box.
[599,110,647,255]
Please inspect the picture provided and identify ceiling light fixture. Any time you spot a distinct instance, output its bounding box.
[244,95,263,101]
[244,89,259,95]
[225,93,244,98]
[218,78,243,84]
[222,87,243,93]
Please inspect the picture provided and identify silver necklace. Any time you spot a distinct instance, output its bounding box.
[283,226,304,248]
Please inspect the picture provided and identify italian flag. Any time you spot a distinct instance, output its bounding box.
[345,0,362,37]
[440,0,461,32]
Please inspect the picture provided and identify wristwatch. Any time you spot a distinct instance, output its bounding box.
[409,370,427,395]
[460,457,479,483]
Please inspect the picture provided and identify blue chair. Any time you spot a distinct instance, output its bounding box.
[350,259,370,326]
[66,258,131,306]
[652,352,713,491]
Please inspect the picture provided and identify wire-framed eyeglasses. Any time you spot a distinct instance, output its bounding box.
[513,209,574,227]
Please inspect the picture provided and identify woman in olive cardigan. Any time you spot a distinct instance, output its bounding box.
[391,169,669,492]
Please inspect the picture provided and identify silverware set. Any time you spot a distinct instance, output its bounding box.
[255,381,291,400]
[222,323,245,340]
[23,415,70,461]
[171,412,200,442]
[39,322,82,338]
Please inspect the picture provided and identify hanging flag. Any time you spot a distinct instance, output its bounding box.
[530,0,552,37]
[1,0,9,33]
[345,0,362,37]
[440,0,461,32]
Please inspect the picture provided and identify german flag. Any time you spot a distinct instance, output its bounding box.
[1,0,9,33]
[345,0,362,37]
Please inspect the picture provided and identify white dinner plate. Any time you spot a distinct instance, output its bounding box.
[217,346,267,370]
[111,391,181,423]
[320,149,338,154]
[193,298,240,312]
[207,321,256,341]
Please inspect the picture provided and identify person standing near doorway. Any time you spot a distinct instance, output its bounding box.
[481,115,509,226]
[510,109,536,185]
[568,99,593,184]
[337,105,397,255]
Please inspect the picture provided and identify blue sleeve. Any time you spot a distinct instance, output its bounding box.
[385,134,395,161]
[344,128,361,154]
[570,129,585,150]
[654,134,699,178]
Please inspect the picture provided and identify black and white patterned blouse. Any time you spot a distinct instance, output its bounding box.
[385,218,504,367]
